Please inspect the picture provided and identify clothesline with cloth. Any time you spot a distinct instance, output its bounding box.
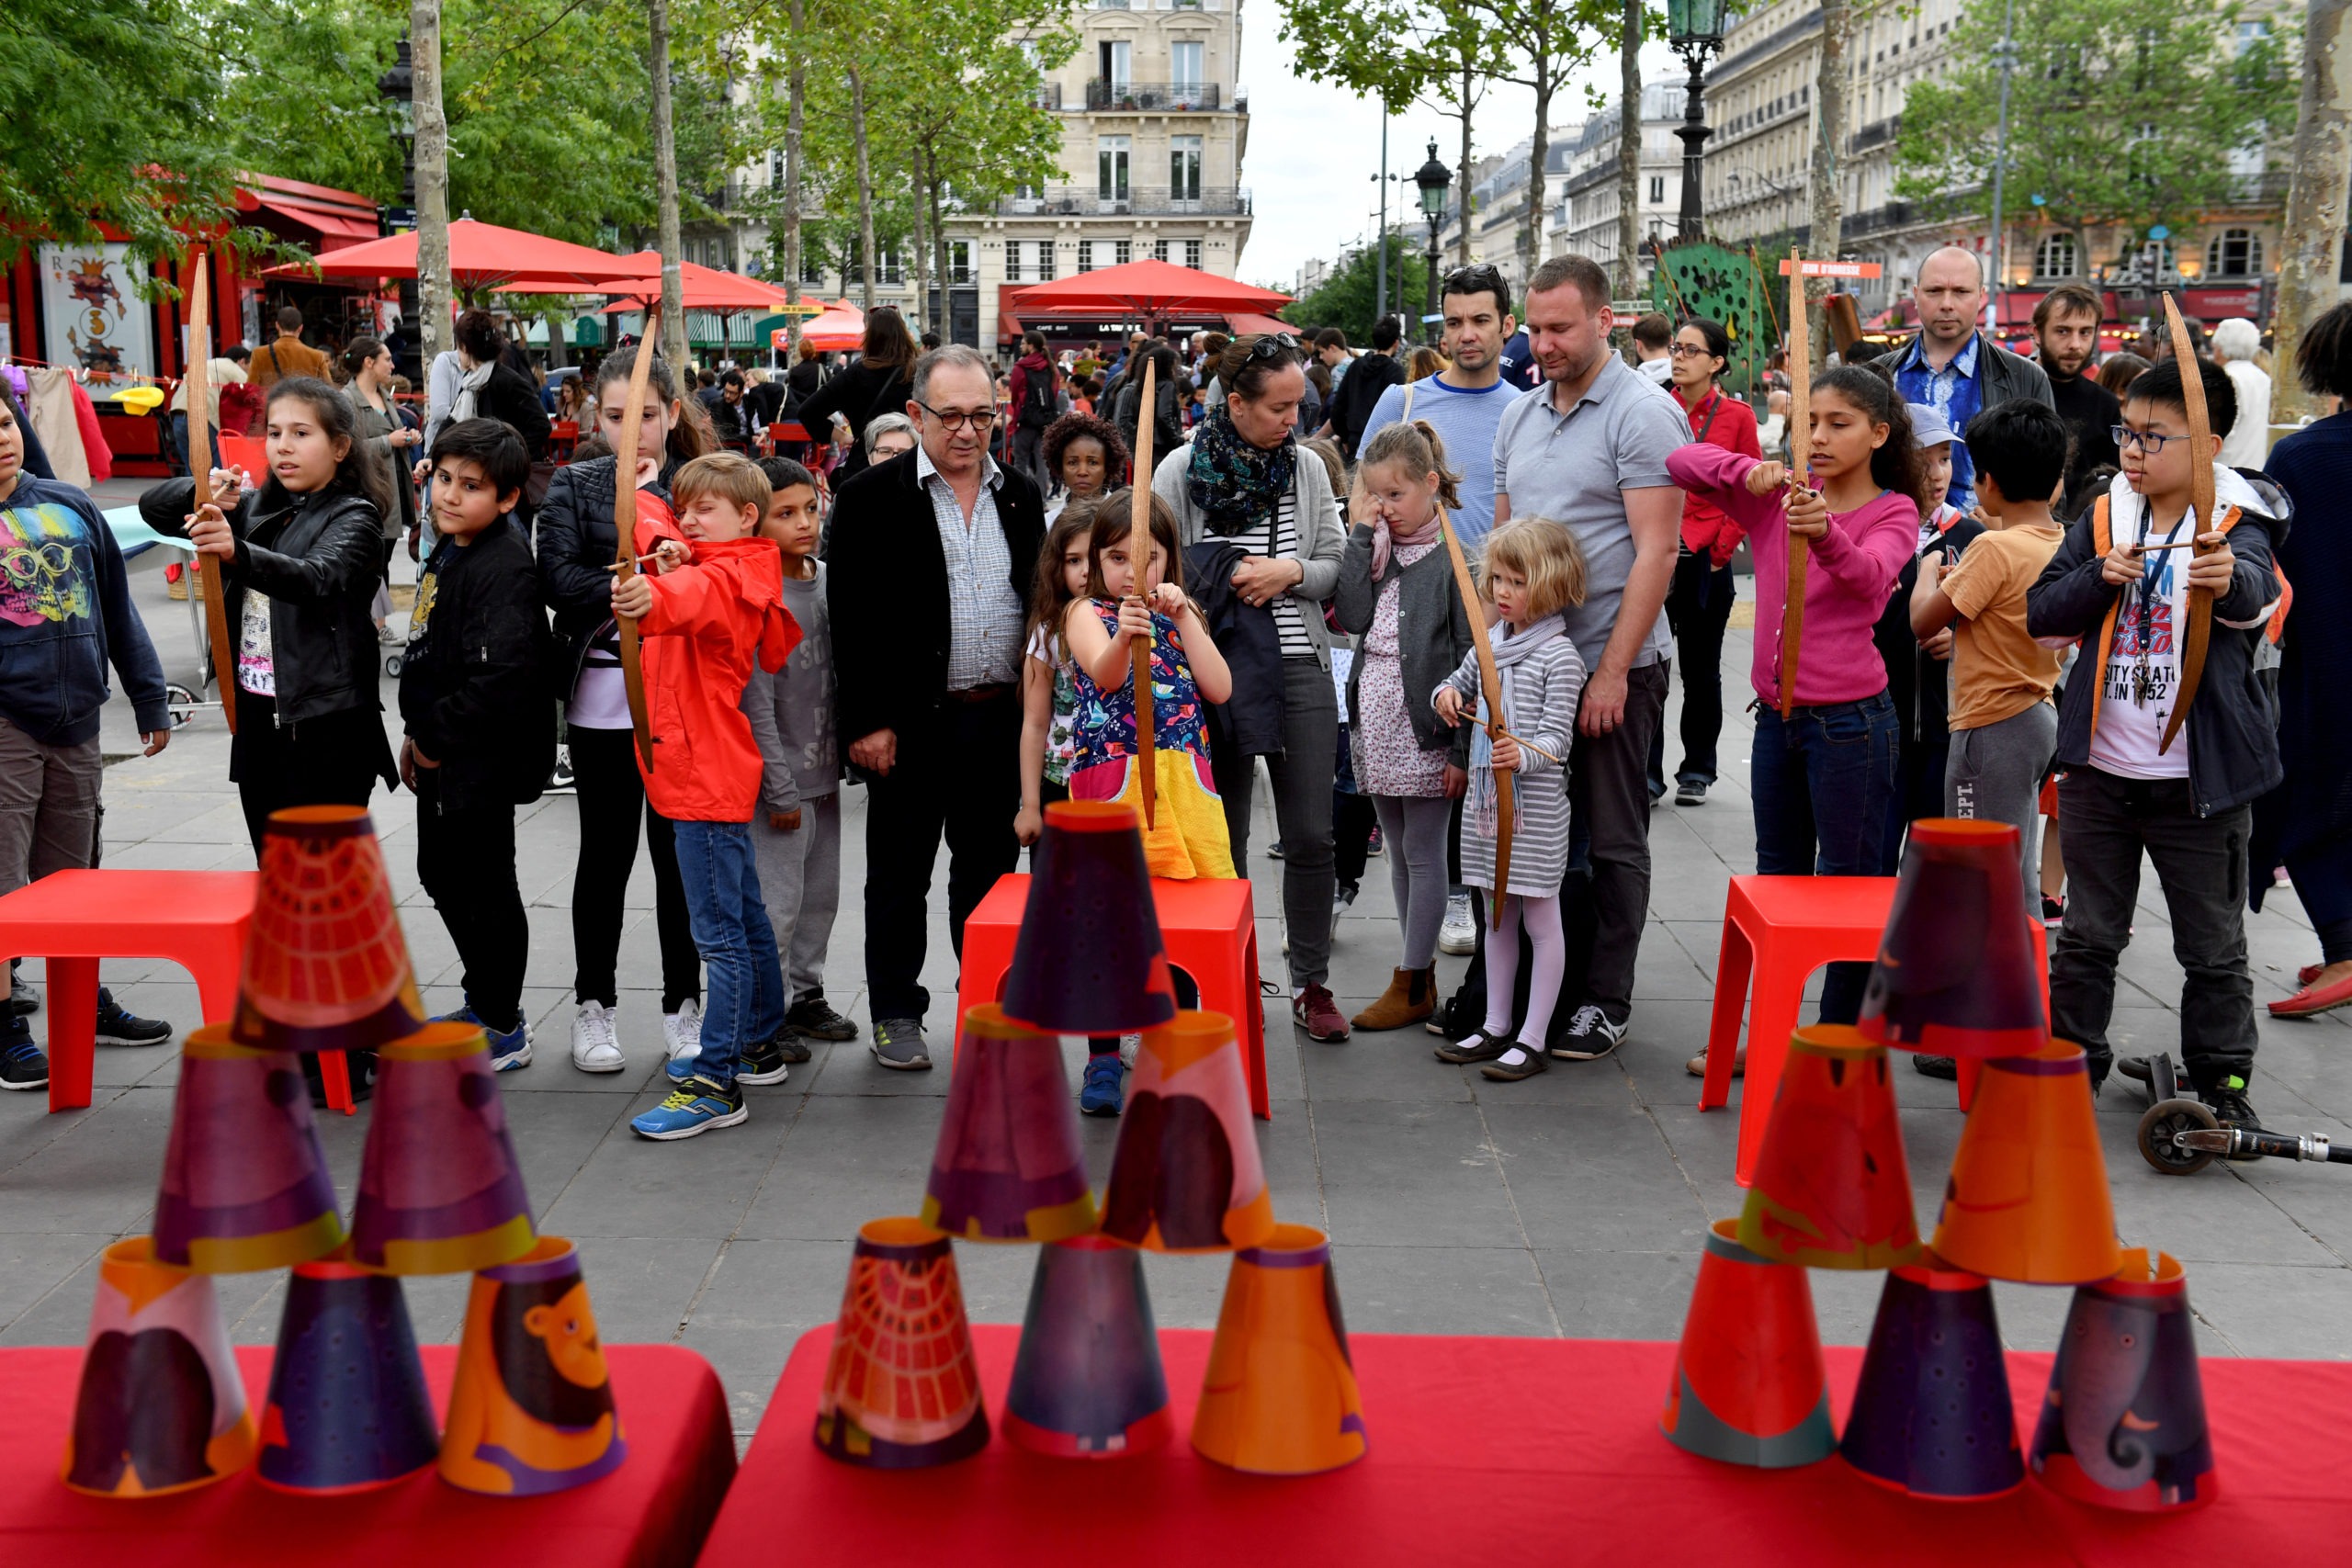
[3,358,119,488]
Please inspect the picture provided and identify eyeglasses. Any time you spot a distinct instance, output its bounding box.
[2110,423,2183,453]
[917,400,997,433]
[1445,264,1506,298]
[1247,332,1300,363]
[1668,342,1718,358]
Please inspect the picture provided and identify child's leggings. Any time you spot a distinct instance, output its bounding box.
[1480,893,1565,1043]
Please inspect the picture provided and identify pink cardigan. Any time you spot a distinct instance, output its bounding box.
[1666,444,1916,708]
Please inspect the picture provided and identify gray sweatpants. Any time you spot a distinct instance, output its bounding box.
[752,791,842,1005]
[1371,794,1453,970]
[1944,702,2057,907]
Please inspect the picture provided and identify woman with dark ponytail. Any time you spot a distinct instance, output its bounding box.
[1668,362,1924,1042]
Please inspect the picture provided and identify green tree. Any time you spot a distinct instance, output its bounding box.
[2272,0,2351,421]
[1459,0,1616,278]
[1894,0,2296,257]
[1285,236,1429,343]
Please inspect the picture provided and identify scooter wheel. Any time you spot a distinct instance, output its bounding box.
[384,654,402,679]
[164,682,199,728]
[2138,1097,2219,1176]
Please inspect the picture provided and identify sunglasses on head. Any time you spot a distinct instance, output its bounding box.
[1247,332,1299,363]
[1445,264,1506,297]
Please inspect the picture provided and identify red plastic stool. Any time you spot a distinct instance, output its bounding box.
[0,869,357,1117]
[1699,874,2048,1186]
[956,873,1270,1120]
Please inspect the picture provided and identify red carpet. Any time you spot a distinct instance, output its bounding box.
[701,1325,2352,1565]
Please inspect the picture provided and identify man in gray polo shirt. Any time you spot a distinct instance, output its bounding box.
[1492,254,1687,1060]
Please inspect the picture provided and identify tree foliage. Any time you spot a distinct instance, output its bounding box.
[1284,235,1429,343]
[1894,0,2297,247]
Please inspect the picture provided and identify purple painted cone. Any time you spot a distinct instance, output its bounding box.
[349,1022,535,1275]
[153,1026,343,1273]
[257,1258,438,1494]
[1001,801,1177,1035]
[1003,1235,1173,1458]
[1839,1258,2023,1499]
[922,1005,1097,1242]
[2030,1248,2216,1512]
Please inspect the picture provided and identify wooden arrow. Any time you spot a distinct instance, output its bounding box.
[2158,293,2215,757]
[1440,513,1512,925]
[1777,242,1811,720]
[1130,356,1157,829]
[183,251,237,733]
[612,308,662,773]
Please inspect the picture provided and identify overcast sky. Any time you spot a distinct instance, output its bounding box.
[1232,11,1681,293]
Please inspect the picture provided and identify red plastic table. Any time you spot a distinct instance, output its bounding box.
[0,1344,735,1568]
[0,870,258,1114]
[699,1325,2352,1566]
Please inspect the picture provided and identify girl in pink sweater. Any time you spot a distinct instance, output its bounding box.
[1666,367,1928,1032]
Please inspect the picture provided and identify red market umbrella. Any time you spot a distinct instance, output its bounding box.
[263,218,644,290]
[796,300,865,352]
[496,253,792,313]
[1006,259,1291,327]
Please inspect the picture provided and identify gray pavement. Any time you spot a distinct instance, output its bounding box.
[6,487,2348,1448]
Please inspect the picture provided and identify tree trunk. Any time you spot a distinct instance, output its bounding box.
[2275,0,2352,422]
[1804,0,1849,374]
[1616,0,1643,299]
[647,0,688,370]
[781,0,808,354]
[411,0,451,369]
[910,149,933,335]
[1524,43,1552,283]
[850,67,878,312]
[1457,54,1476,266]
[928,153,954,344]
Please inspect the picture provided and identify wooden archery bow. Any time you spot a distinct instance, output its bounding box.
[1131,356,1157,829]
[612,308,662,772]
[1777,243,1811,719]
[183,251,236,733]
[2158,293,2216,757]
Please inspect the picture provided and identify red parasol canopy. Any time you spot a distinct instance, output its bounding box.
[493,253,792,313]
[794,300,865,352]
[1005,259,1291,324]
[262,218,645,290]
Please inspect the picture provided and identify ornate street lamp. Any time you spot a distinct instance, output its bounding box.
[377,35,420,378]
[1668,0,1729,243]
[1414,141,1453,345]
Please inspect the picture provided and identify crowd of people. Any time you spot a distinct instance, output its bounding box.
[0,244,2346,1148]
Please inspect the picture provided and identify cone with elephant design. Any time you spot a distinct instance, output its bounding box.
[2029,1248,2215,1511]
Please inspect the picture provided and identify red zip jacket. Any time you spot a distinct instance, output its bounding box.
[633,531,799,821]
[1675,386,1761,566]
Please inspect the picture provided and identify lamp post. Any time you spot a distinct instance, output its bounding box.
[1668,0,1728,243]
[376,35,419,379]
[1415,141,1453,344]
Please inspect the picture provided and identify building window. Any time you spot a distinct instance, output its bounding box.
[1171,135,1204,205]
[1153,239,1169,262]
[1098,136,1131,204]
[1079,240,1096,272]
[1184,239,1202,269]
[2206,227,2263,277]
[1098,39,1131,89]
[2034,231,2078,279]
[1647,175,1665,204]
[1036,241,1057,281]
[1006,244,1024,284]
[769,149,784,186]
[1172,39,1204,96]
[1114,240,1133,265]
[949,241,971,284]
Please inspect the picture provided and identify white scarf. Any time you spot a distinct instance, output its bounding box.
[450,361,494,424]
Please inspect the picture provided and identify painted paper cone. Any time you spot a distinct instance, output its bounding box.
[1839,1257,2023,1499]
[257,1257,438,1494]
[814,1218,989,1468]
[1192,1224,1366,1475]
[1660,1219,1835,1469]
[349,1022,536,1275]
[1736,1024,1922,1269]
[62,1237,258,1496]
[1858,818,2045,1057]
[153,1025,343,1272]
[232,805,425,1053]
[1003,1235,1173,1458]
[2030,1248,2216,1511]
[1101,1010,1275,1253]
[1930,1040,2122,1285]
[1001,800,1178,1034]
[439,1235,627,1495]
[921,1004,1098,1243]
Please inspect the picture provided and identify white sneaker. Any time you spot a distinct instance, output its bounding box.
[1438,893,1476,956]
[663,998,704,1063]
[571,1000,624,1073]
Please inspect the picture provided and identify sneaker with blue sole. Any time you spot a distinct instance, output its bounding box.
[0,1032,47,1090]
[672,1031,792,1086]
[435,1007,532,1071]
[632,1075,747,1140]
[1080,1054,1125,1116]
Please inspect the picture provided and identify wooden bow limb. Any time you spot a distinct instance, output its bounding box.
[612,306,662,773]
[1777,243,1811,720]
[1439,512,1512,924]
[1131,357,1157,829]
[183,251,236,733]
[2158,293,2215,757]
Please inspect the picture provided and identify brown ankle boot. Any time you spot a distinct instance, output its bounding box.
[1351,965,1436,1032]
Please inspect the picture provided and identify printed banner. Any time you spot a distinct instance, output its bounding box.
[40,243,153,377]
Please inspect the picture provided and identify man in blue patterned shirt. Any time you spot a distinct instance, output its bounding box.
[1891,246,2054,513]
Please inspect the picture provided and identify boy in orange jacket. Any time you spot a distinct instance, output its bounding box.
[616,453,799,1139]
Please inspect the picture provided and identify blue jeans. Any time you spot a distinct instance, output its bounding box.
[1751,692,1899,1023]
[671,820,785,1089]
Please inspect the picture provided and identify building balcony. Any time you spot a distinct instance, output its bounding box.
[1849,117,1899,153]
[1032,83,1063,110]
[1085,80,1227,111]
[994,185,1252,217]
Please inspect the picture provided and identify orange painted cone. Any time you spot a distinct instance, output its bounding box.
[1931,1040,2122,1284]
[814,1218,989,1468]
[1001,801,1179,1035]
[2029,1248,2216,1511]
[1858,818,2045,1057]
[439,1236,626,1495]
[921,1005,1098,1243]
[1736,1025,1922,1269]
[349,1023,536,1275]
[1192,1224,1366,1475]
[1101,1010,1275,1253]
[62,1237,259,1496]
[1003,1235,1173,1458]
[1660,1219,1835,1468]
[153,1025,343,1273]
[232,806,424,1053]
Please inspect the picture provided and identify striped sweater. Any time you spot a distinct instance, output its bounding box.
[1436,633,1585,898]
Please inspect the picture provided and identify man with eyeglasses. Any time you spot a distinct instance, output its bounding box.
[1890,245,2054,513]
[828,344,1045,1071]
